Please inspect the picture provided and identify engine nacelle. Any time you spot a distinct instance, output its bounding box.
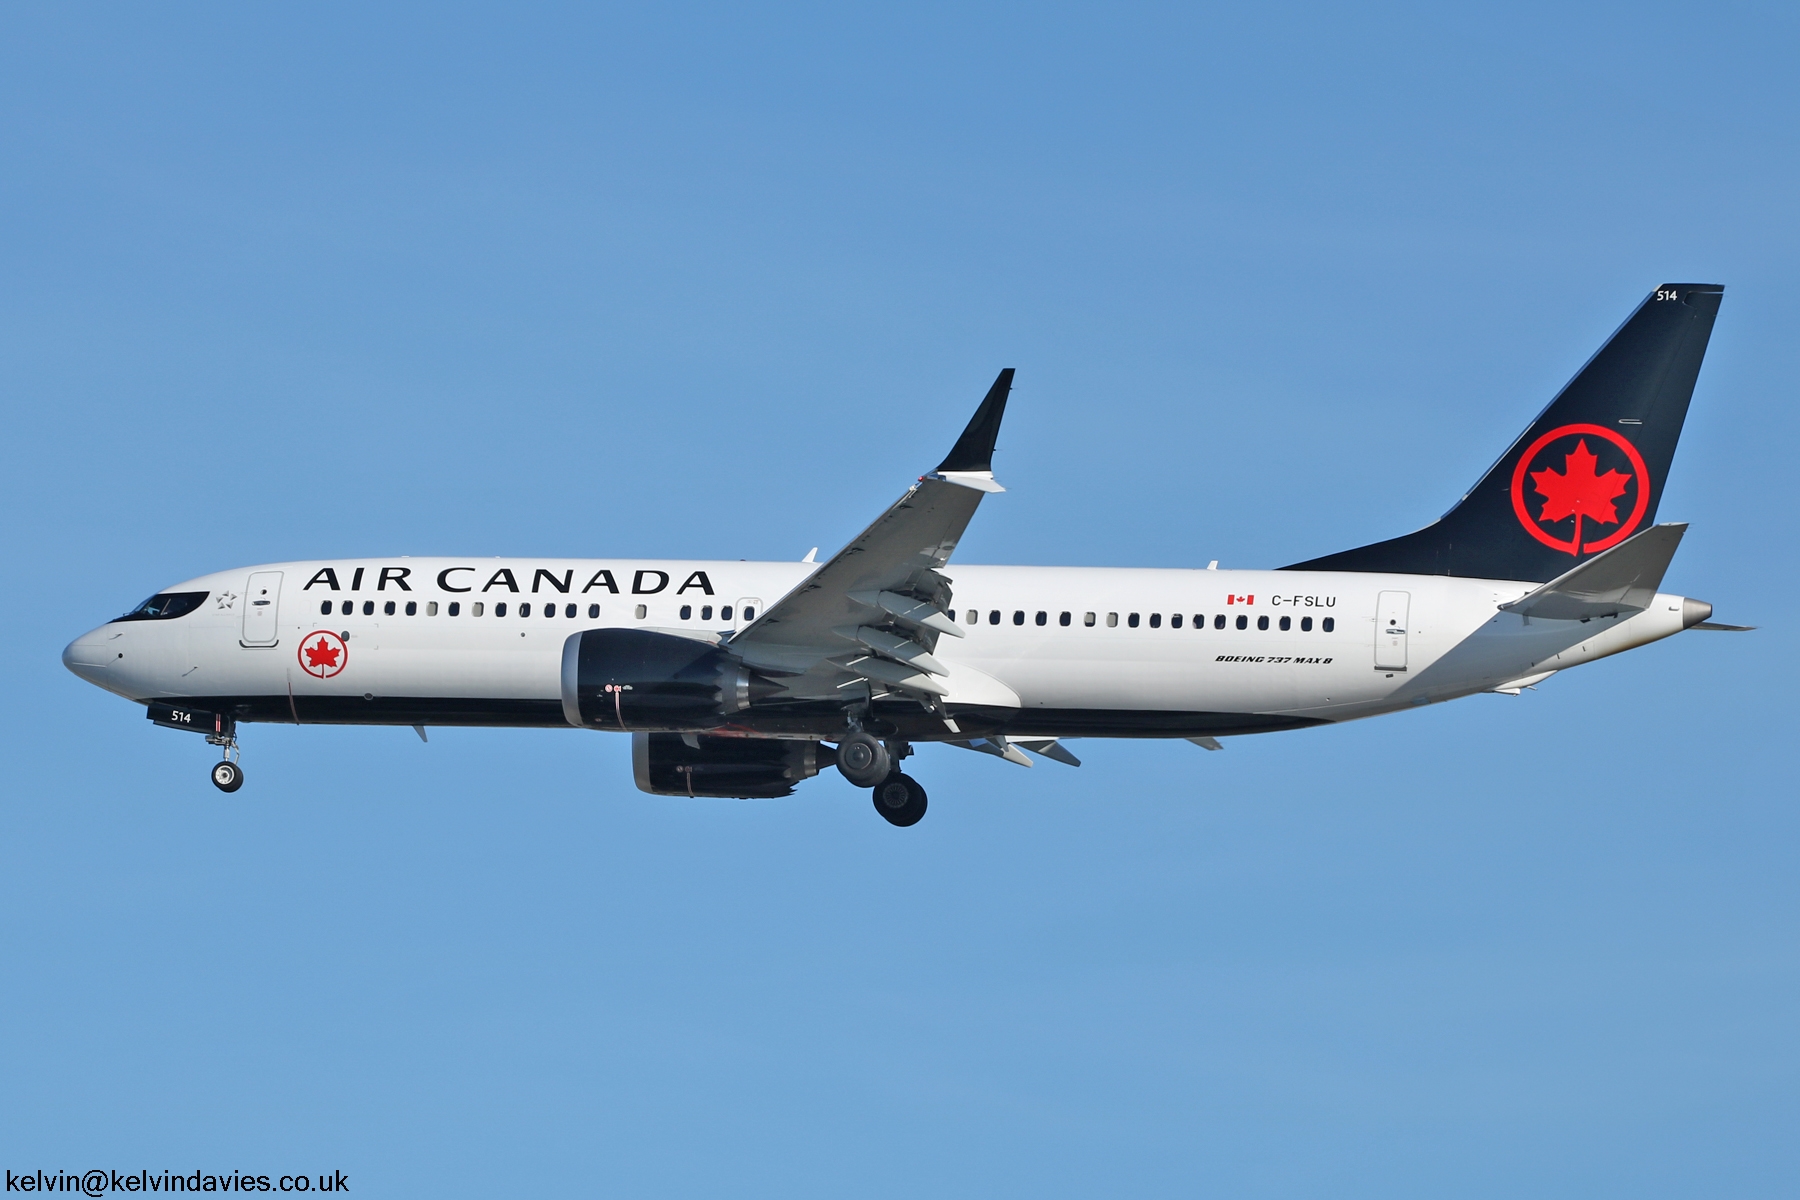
[632,732,826,798]
[560,628,779,731]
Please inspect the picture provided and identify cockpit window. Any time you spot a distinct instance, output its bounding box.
[114,591,209,622]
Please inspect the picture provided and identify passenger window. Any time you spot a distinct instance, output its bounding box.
[406,601,417,616]
[966,610,978,624]
[1013,611,1025,625]
[1128,613,1140,628]
[587,604,600,618]
[363,600,375,616]
[564,604,575,618]
[1035,611,1047,626]
[989,610,1001,625]
[384,600,396,616]
[473,602,485,617]
[1107,612,1118,627]
[634,604,647,619]
[425,601,437,616]
[1301,616,1312,631]
[319,601,331,616]
[448,602,460,616]
[701,605,713,621]
[1257,615,1269,630]
[341,600,353,616]
[680,605,692,620]
[496,602,508,617]
[1171,614,1182,628]
[1235,614,1247,630]
[721,606,733,621]
[1059,612,1071,626]
[1279,615,1291,631]
[1323,617,1335,632]
[1084,612,1096,627]
[521,603,532,617]
[1194,614,1205,629]
[1149,613,1161,628]
[1214,614,1226,629]
[743,607,754,620]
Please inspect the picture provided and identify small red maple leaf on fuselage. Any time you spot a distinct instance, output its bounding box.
[1531,438,1631,528]
[304,637,341,669]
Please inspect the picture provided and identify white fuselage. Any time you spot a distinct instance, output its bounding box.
[63,556,1694,738]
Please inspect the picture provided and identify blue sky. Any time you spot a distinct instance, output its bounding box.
[2,4,1795,1196]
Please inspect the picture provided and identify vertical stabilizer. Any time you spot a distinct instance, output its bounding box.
[1284,284,1723,582]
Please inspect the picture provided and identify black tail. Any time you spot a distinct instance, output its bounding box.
[1284,283,1724,582]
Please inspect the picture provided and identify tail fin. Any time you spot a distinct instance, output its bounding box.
[1284,283,1724,582]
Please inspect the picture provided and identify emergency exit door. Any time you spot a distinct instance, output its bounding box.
[1374,590,1409,671]
[241,571,283,646]
[734,598,762,634]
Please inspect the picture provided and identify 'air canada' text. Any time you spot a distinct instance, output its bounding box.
[301,566,716,596]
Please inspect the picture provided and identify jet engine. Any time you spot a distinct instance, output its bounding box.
[560,628,781,731]
[632,732,827,798]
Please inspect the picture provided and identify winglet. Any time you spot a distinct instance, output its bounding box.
[935,369,1014,474]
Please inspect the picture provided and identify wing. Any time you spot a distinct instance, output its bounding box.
[728,369,1013,709]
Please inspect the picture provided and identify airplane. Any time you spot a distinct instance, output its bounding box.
[64,283,1749,826]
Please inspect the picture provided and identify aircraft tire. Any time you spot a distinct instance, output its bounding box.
[872,773,927,827]
[835,732,891,787]
[211,760,244,793]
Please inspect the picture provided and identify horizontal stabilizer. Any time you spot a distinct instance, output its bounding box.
[1691,621,1755,631]
[1499,523,1685,621]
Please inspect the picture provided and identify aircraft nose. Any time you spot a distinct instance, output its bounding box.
[63,627,121,684]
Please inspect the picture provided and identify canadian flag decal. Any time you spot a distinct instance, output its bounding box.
[1225,594,1254,605]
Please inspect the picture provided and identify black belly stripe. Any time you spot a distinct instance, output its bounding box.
[146,695,1325,738]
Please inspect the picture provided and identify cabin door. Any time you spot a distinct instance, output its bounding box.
[241,571,283,647]
[1374,590,1409,671]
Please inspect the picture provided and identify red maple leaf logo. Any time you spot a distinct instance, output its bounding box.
[303,636,341,669]
[1530,438,1631,550]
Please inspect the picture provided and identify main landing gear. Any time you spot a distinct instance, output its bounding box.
[872,772,928,827]
[835,732,928,826]
[835,731,892,787]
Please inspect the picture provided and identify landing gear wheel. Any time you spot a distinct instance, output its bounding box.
[835,732,892,788]
[872,773,927,827]
[210,760,244,793]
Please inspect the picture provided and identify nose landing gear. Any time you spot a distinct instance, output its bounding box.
[207,721,243,793]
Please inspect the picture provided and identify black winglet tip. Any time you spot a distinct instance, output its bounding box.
[934,368,1014,474]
